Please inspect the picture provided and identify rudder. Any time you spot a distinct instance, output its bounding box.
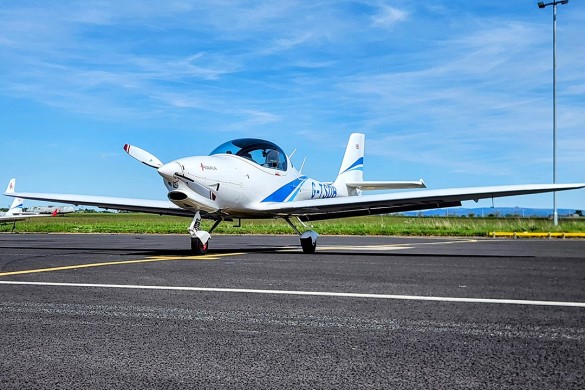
[6,197,24,216]
[333,133,365,196]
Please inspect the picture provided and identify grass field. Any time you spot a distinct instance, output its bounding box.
[1,213,584,236]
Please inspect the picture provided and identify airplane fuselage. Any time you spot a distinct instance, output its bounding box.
[159,153,337,216]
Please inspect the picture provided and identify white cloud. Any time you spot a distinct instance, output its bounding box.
[371,5,408,28]
[272,33,314,51]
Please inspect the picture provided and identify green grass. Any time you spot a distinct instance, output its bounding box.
[1,213,584,236]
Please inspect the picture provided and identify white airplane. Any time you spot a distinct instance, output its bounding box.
[28,205,76,214]
[4,133,584,254]
[1,180,59,227]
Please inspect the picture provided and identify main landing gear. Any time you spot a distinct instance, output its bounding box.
[187,213,318,255]
[189,211,221,255]
[284,217,319,254]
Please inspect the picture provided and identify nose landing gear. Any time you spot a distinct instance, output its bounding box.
[188,211,222,255]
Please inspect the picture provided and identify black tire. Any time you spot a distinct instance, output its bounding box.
[300,237,316,254]
[191,237,208,255]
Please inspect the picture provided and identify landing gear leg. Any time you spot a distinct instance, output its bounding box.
[189,211,211,255]
[284,217,319,254]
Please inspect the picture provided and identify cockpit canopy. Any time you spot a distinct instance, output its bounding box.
[209,138,288,171]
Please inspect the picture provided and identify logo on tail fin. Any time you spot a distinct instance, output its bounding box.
[340,157,364,175]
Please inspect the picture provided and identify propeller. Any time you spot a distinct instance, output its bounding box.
[123,144,218,202]
[123,144,163,168]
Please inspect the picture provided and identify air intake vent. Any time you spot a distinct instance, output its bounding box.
[168,191,188,201]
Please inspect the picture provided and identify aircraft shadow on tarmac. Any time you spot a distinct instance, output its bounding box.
[0,243,533,259]
[137,246,537,259]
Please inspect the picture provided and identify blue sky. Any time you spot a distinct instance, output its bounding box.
[1,0,584,211]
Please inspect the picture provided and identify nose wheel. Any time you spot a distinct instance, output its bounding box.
[191,237,209,255]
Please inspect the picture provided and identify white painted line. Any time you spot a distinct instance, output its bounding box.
[317,245,413,251]
[1,280,584,307]
[309,239,478,252]
[274,245,413,252]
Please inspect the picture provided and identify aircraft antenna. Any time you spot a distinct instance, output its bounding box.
[299,157,307,173]
[289,148,297,159]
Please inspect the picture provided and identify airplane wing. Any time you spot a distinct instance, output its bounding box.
[5,182,584,221]
[3,192,195,217]
[253,183,585,221]
[0,214,55,223]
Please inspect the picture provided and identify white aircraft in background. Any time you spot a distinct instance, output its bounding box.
[28,205,76,214]
[1,182,59,228]
[4,133,584,254]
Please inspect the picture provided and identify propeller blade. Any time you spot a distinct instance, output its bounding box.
[123,144,163,168]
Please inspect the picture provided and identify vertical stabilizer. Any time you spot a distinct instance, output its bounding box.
[6,197,24,216]
[333,133,365,196]
[5,178,16,194]
[4,179,22,216]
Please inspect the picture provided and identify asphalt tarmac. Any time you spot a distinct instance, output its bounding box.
[0,234,584,389]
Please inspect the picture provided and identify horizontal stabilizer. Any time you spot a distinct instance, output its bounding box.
[346,179,426,190]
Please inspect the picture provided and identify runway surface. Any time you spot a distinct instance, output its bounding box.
[0,234,584,389]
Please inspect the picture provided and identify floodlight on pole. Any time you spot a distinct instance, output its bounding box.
[537,0,569,226]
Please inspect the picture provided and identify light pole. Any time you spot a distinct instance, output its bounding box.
[538,0,568,226]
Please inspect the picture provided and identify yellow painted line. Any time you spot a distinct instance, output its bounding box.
[0,252,244,277]
[490,232,585,238]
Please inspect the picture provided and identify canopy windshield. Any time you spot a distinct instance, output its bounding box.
[209,138,287,171]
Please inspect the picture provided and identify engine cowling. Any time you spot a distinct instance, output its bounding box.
[167,189,218,213]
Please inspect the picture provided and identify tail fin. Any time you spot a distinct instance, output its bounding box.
[4,178,23,216]
[6,197,24,216]
[5,178,16,194]
[333,133,365,196]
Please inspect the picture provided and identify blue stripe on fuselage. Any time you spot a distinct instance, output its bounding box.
[261,176,308,203]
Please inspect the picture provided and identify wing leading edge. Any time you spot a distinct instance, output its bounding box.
[253,183,585,221]
[4,192,195,217]
[0,214,53,223]
[4,178,195,217]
